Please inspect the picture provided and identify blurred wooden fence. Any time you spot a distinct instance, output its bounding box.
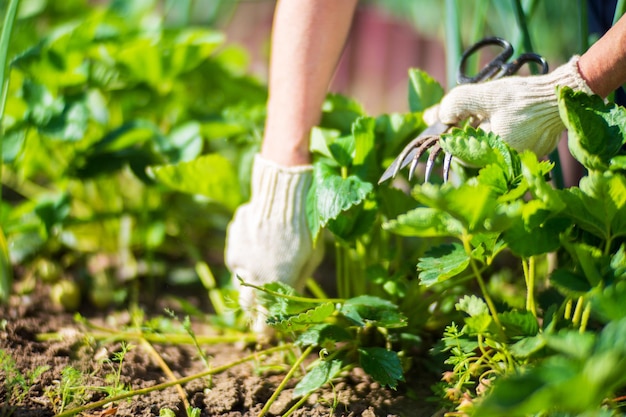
[220,2,446,115]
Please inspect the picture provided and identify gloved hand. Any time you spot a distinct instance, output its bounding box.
[434,56,595,157]
[225,154,324,332]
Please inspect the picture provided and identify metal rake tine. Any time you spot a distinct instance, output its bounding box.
[442,152,453,183]
[407,136,439,181]
[391,135,429,179]
[423,143,443,183]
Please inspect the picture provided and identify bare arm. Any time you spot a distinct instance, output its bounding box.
[261,0,359,166]
[578,13,626,98]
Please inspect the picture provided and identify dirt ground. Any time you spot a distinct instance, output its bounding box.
[0,285,443,417]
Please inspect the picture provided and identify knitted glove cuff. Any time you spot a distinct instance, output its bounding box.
[250,154,313,224]
[542,55,594,97]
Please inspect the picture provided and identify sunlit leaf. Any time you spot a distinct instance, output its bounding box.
[455,295,488,317]
[340,295,407,328]
[148,153,241,211]
[417,243,469,287]
[383,207,464,238]
[559,171,626,241]
[267,302,335,332]
[558,87,626,171]
[306,162,373,240]
[408,68,443,112]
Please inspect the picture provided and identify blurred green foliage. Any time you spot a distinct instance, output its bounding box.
[1,0,266,307]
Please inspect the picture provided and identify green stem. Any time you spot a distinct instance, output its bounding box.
[282,391,314,417]
[54,344,294,417]
[239,277,344,305]
[0,0,19,305]
[258,345,314,417]
[523,257,537,317]
[444,0,462,88]
[462,236,504,333]
[38,330,257,345]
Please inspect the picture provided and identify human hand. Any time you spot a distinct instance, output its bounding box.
[435,56,595,157]
[225,154,324,332]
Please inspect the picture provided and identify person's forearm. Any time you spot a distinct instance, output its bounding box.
[578,13,626,98]
[261,0,358,166]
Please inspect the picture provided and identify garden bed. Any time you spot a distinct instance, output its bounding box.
[1,283,441,417]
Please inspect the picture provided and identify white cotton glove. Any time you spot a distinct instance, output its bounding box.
[435,56,595,157]
[225,154,324,333]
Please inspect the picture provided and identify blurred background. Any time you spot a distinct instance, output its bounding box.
[216,0,585,114]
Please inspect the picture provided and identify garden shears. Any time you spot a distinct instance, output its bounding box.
[378,36,549,184]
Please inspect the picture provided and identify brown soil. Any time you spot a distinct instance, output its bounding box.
[0,285,443,417]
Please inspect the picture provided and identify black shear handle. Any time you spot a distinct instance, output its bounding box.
[457,37,549,84]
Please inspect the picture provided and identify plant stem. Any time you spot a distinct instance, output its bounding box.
[523,257,537,317]
[38,330,257,345]
[305,277,328,300]
[0,0,19,305]
[444,0,462,88]
[54,344,293,417]
[195,261,227,315]
[140,338,193,416]
[239,278,344,305]
[258,345,314,417]
[462,236,504,333]
[282,391,314,417]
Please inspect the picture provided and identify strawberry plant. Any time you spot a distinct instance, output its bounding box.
[250,82,626,415]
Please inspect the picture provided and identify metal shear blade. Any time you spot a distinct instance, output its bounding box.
[378,121,450,184]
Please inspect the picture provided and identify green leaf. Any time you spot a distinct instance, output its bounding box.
[34,193,71,236]
[167,29,225,76]
[440,127,517,173]
[591,281,626,321]
[559,171,626,241]
[455,295,488,317]
[544,330,596,360]
[23,80,64,126]
[595,317,626,355]
[39,98,89,141]
[558,87,626,171]
[340,295,407,329]
[417,243,469,287]
[327,198,377,242]
[509,335,546,359]
[321,93,366,133]
[352,116,376,182]
[309,127,339,160]
[415,182,499,232]
[297,324,352,347]
[306,162,373,240]
[148,153,241,211]
[408,68,444,112]
[155,122,203,164]
[503,216,570,257]
[267,302,335,333]
[327,135,355,167]
[0,228,11,304]
[294,359,344,398]
[358,347,404,389]
[383,207,464,238]
[499,310,539,338]
[549,269,592,296]
[375,112,424,160]
[90,120,159,153]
